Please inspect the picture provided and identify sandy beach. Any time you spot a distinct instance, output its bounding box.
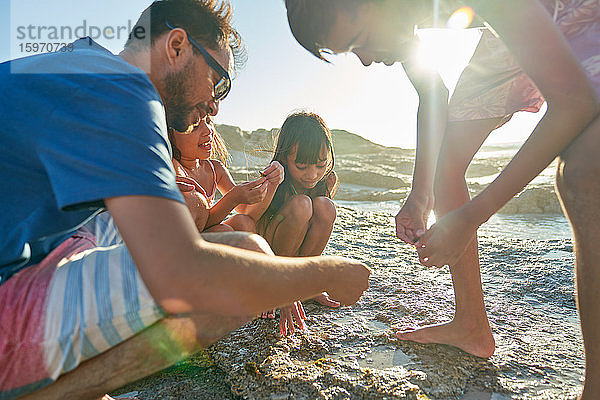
[111,126,582,399]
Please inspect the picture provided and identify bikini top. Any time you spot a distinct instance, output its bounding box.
[175,159,217,205]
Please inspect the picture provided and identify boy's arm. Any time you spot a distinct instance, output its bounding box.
[106,195,370,316]
[417,0,599,266]
[395,56,449,243]
[459,0,599,222]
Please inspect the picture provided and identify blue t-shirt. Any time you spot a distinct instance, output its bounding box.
[0,38,184,284]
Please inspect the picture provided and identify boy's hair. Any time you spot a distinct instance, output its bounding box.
[285,0,382,61]
[258,111,336,230]
[168,127,230,167]
[125,0,246,73]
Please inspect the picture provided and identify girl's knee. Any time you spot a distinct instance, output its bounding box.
[287,195,313,222]
[204,223,234,233]
[312,196,336,225]
[226,214,257,233]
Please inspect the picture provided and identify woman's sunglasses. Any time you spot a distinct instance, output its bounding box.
[165,21,231,102]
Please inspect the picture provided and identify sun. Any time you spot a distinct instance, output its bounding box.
[415,28,482,90]
[447,6,475,29]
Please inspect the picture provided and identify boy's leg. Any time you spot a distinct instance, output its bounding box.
[397,117,503,358]
[556,114,600,400]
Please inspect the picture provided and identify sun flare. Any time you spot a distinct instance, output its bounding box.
[447,6,475,29]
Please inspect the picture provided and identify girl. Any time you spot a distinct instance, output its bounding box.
[170,115,284,233]
[257,111,341,336]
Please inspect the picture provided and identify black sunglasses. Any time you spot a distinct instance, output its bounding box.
[165,21,231,102]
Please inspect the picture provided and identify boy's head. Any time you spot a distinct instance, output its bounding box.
[285,0,415,66]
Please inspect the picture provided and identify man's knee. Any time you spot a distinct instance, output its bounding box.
[201,231,273,255]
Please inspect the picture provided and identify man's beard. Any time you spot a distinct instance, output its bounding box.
[163,60,197,132]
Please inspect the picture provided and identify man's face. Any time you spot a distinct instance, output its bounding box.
[162,45,231,133]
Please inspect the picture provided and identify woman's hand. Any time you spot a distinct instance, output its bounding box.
[395,191,434,245]
[415,205,479,268]
[230,177,268,205]
[261,161,284,186]
[279,301,306,336]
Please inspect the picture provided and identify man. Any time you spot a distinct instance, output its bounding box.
[0,1,370,399]
[285,1,599,399]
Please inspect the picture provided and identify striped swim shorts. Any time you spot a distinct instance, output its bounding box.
[0,212,166,399]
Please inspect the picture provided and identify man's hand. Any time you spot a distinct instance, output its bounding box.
[395,191,434,245]
[323,257,371,306]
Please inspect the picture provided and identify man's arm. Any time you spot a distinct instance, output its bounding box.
[105,195,370,316]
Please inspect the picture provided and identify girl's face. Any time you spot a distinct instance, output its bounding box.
[172,116,214,161]
[285,144,332,190]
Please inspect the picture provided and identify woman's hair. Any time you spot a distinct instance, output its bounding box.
[258,111,336,228]
[169,127,230,167]
[285,0,382,61]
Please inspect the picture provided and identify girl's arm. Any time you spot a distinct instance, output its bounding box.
[396,54,449,244]
[206,160,267,228]
[235,161,284,221]
[417,0,599,266]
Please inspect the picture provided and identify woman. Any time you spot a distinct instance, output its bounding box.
[285,1,599,398]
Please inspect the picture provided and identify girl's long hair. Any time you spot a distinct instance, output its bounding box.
[258,111,336,229]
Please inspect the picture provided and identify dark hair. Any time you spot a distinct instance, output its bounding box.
[258,111,337,230]
[125,0,246,73]
[285,0,380,61]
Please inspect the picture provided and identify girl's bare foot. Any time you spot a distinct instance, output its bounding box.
[396,319,495,358]
[260,310,276,319]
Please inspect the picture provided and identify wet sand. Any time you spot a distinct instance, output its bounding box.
[112,206,583,399]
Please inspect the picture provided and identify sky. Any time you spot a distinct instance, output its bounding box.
[1,0,544,149]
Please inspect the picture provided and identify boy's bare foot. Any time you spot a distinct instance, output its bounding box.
[396,319,495,358]
[313,292,340,307]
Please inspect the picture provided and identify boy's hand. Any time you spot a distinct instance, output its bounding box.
[231,177,268,204]
[261,161,284,186]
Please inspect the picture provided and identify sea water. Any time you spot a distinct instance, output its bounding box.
[335,200,572,241]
